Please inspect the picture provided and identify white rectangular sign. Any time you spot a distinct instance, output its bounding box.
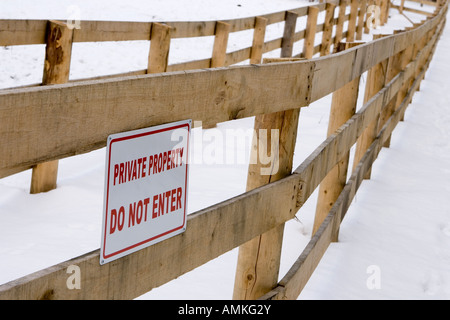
[100,120,191,265]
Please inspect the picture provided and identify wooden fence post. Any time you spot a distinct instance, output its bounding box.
[303,6,319,59]
[203,21,230,128]
[321,3,337,56]
[400,0,406,13]
[232,104,300,300]
[211,21,231,68]
[352,34,388,179]
[313,41,363,238]
[385,0,391,24]
[30,20,73,194]
[334,0,349,52]
[147,23,172,74]
[399,23,422,114]
[380,0,390,25]
[356,0,368,40]
[415,23,433,91]
[378,31,405,148]
[374,0,382,29]
[347,0,360,42]
[281,11,298,58]
[250,17,268,64]
[232,11,301,300]
[395,42,414,122]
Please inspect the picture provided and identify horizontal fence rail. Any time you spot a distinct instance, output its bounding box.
[0,0,447,299]
[0,1,350,86]
[0,6,440,179]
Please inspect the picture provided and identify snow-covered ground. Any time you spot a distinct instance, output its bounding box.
[0,0,448,300]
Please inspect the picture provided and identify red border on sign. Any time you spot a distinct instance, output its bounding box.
[102,123,190,260]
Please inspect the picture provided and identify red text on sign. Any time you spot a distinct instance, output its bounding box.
[109,187,183,235]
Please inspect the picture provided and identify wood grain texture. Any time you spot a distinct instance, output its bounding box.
[334,0,349,51]
[147,23,171,74]
[211,22,231,68]
[281,11,298,58]
[0,9,444,179]
[347,0,359,42]
[320,3,336,56]
[250,17,268,64]
[303,6,319,59]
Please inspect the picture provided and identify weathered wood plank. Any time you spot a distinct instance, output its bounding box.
[166,58,211,72]
[378,32,406,148]
[262,37,283,54]
[73,21,152,42]
[320,3,336,56]
[233,106,300,299]
[347,0,359,42]
[380,0,388,25]
[0,19,47,45]
[334,0,349,51]
[281,11,299,58]
[0,61,315,178]
[356,0,367,40]
[224,47,252,66]
[233,52,303,299]
[303,6,319,59]
[211,22,231,68]
[250,17,268,64]
[0,172,299,300]
[0,1,433,48]
[351,34,389,179]
[0,8,444,180]
[0,4,312,46]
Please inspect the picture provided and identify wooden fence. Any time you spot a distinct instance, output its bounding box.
[0,0,447,299]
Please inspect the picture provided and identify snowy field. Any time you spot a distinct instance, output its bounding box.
[0,0,449,300]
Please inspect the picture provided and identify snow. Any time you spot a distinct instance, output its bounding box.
[1,0,449,300]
